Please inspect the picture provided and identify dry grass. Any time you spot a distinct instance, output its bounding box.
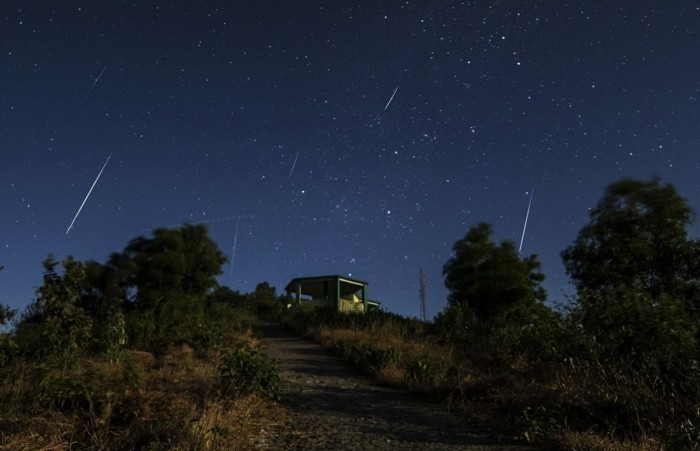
[377,361,406,386]
[291,311,678,451]
[552,429,665,451]
[0,340,289,450]
[0,411,83,450]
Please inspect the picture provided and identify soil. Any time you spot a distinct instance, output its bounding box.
[257,323,538,450]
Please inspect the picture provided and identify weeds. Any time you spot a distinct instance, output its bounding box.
[283,306,696,449]
[0,343,286,450]
[218,344,281,400]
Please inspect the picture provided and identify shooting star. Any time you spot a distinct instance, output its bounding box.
[288,152,299,179]
[84,64,108,100]
[518,189,534,253]
[66,153,112,235]
[229,220,239,281]
[384,86,399,110]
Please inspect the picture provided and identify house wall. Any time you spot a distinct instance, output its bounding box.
[286,276,373,313]
[339,297,364,313]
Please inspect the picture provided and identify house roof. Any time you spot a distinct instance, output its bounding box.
[284,275,368,298]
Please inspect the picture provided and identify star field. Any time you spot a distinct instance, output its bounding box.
[2,1,699,317]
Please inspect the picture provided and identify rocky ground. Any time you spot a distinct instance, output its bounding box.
[258,323,538,450]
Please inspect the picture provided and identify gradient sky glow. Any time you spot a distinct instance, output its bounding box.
[2,1,699,318]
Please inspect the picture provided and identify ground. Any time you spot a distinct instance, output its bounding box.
[258,323,537,450]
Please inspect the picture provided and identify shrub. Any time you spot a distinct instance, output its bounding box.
[332,339,401,374]
[191,323,223,359]
[26,256,94,367]
[36,355,143,434]
[218,344,280,400]
[405,354,444,386]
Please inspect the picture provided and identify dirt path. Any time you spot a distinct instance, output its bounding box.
[257,323,536,450]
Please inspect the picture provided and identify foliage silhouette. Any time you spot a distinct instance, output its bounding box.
[562,177,698,299]
[560,177,700,445]
[442,222,547,321]
[29,256,93,366]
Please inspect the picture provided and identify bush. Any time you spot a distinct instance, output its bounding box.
[218,344,280,400]
[27,256,94,366]
[35,355,143,433]
[333,339,401,374]
[405,354,444,386]
[191,324,223,359]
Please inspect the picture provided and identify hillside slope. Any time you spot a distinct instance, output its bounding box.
[258,323,534,450]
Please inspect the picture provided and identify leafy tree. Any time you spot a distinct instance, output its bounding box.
[560,177,700,434]
[562,178,700,331]
[248,281,286,320]
[561,177,697,300]
[250,281,277,303]
[0,304,14,328]
[561,177,700,350]
[207,286,247,307]
[121,224,227,311]
[114,224,227,350]
[442,222,547,321]
[77,260,129,359]
[19,256,94,365]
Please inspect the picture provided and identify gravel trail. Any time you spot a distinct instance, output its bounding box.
[258,323,537,450]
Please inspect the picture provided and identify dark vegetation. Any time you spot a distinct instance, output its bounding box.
[0,176,698,449]
[0,225,286,449]
[283,177,700,450]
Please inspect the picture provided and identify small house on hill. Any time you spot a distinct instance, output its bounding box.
[284,275,381,313]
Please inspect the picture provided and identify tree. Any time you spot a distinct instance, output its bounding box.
[561,177,696,299]
[443,222,547,321]
[0,304,14,328]
[207,286,247,307]
[250,282,277,303]
[120,224,227,311]
[249,281,286,320]
[115,224,227,350]
[561,177,700,382]
[19,256,94,365]
[79,260,129,360]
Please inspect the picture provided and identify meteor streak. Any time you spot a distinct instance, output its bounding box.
[518,189,534,253]
[384,86,399,110]
[66,153,112,235]
[229,219,239,281]
[84,64,108,100]
[288,152,299,179]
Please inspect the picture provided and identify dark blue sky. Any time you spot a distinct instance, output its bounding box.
[2,1,699,317]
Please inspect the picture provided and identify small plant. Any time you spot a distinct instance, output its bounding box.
[668,415,700,450]
[517,405,563,443]
[405,354,443,386]
[191,323,223,359]
[366,346,401,372]
[218,344,281,400]
[104,310,127,362]
[38,356,143,430]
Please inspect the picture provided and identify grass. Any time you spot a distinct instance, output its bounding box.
[0,338,288,450]
[3,291,696,449]
[283,306,695,450]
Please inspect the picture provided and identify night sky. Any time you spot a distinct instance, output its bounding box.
[2,1,699,318]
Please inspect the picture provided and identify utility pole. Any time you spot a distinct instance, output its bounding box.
[418,269,427,322]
